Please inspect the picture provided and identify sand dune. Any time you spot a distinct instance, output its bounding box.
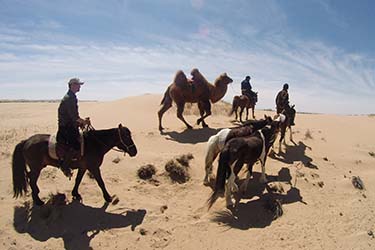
[1,94,374,250]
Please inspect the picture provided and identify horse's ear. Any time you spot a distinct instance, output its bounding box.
[119,123,123,129]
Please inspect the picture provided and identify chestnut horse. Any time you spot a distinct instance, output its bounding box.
[158,69,233,130]
[229,93,258,122]
[12,124,137,206]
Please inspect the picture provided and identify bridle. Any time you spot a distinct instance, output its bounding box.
[85,124,135,154]
[117,127,136,153]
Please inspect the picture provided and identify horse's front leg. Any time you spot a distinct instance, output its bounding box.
[72,167,87,201]
[90,166,112,202]
[245,107,249,121]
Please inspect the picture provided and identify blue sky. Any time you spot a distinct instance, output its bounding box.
[0,0,374,114]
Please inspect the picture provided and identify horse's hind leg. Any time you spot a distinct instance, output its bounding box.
[90,167,112,202]
[28,167,44,206]
[204,140,219,186]
[72,168,87,201]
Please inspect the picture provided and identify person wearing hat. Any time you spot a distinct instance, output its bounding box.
[241,75,256,100]
[275,83,290,114]
[57,78,90,177]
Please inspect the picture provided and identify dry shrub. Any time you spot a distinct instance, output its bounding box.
[137,164,157,180]
[165,159,190,183]
[176,153,194,167]
[304,129,313,140]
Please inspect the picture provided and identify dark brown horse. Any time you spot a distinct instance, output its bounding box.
[229,93,258,122]
[158,68,233,130]
[207,118,281,208]
[12,124,137,206]
[277,104,296,153]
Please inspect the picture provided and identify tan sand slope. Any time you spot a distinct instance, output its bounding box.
[0,94,374,250]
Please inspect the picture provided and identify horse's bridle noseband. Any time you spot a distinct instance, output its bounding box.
[118,127,135,153]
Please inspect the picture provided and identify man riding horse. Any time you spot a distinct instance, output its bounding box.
[276,83,290,114]
[57,78,90,177]
[241,75,257,101]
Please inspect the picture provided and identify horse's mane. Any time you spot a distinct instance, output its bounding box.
[173,70,188,86]
[191,68,210,86]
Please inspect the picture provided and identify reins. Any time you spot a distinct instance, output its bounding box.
[84,124,133,154]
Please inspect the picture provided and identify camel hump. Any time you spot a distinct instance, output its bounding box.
[191,68,209,85]
[173,70,188,87]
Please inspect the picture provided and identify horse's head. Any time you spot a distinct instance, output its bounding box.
[284,104,296,126]
[216,73,233,86]
[117,124,137,157]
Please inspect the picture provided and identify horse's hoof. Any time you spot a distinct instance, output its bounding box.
[202,123,209,128]
[104,195,113,203]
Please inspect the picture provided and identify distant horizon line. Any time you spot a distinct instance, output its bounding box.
[1,97,374,117]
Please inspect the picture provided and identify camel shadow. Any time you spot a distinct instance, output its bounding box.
[212,168,306,230]
[270,141,318,169]
[13,200,146,250]
[161,127,222,144]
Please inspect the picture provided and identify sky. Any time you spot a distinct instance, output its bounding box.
[0,0,374,114]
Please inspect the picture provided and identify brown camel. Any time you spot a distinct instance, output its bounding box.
[229,93,258,122]
[158,68,233,131]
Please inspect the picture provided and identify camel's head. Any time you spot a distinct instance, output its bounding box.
[217,73,233,85]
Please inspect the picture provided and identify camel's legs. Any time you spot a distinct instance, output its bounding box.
[158,99,172,131]
[176,102,192,129]
[197,101,211,128]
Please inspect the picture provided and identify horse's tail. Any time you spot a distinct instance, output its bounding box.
[12,140,28,198]
[207,149,230,209]
[229,96,238,116]
[160,86,172,105]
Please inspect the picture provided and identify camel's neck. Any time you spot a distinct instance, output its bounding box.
[209,83,228,103]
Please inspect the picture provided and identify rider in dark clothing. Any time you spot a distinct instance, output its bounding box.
[275,83,290,114]
[57,78,90,177]
[241,76,255,99]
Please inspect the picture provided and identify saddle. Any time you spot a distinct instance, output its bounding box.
[48,133,84,160]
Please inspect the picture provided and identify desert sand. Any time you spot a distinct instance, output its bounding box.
[1,94,374,250]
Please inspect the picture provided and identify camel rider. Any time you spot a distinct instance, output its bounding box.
[57,78,90,177]
[275,83,290,114]
[241,76,256,100]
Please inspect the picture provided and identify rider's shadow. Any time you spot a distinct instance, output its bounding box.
[270,141,318,169]
[161,127,222,144]
[13,201,146,250]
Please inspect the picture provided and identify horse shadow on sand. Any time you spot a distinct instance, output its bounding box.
[270,140,318,169]
[13,199,146,250]
[212,168,306,230]
[161,127,222,144]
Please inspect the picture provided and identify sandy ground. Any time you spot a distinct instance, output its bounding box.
[1,94,375,250]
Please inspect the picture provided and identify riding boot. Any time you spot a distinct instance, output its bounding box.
[61,148,75,178]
